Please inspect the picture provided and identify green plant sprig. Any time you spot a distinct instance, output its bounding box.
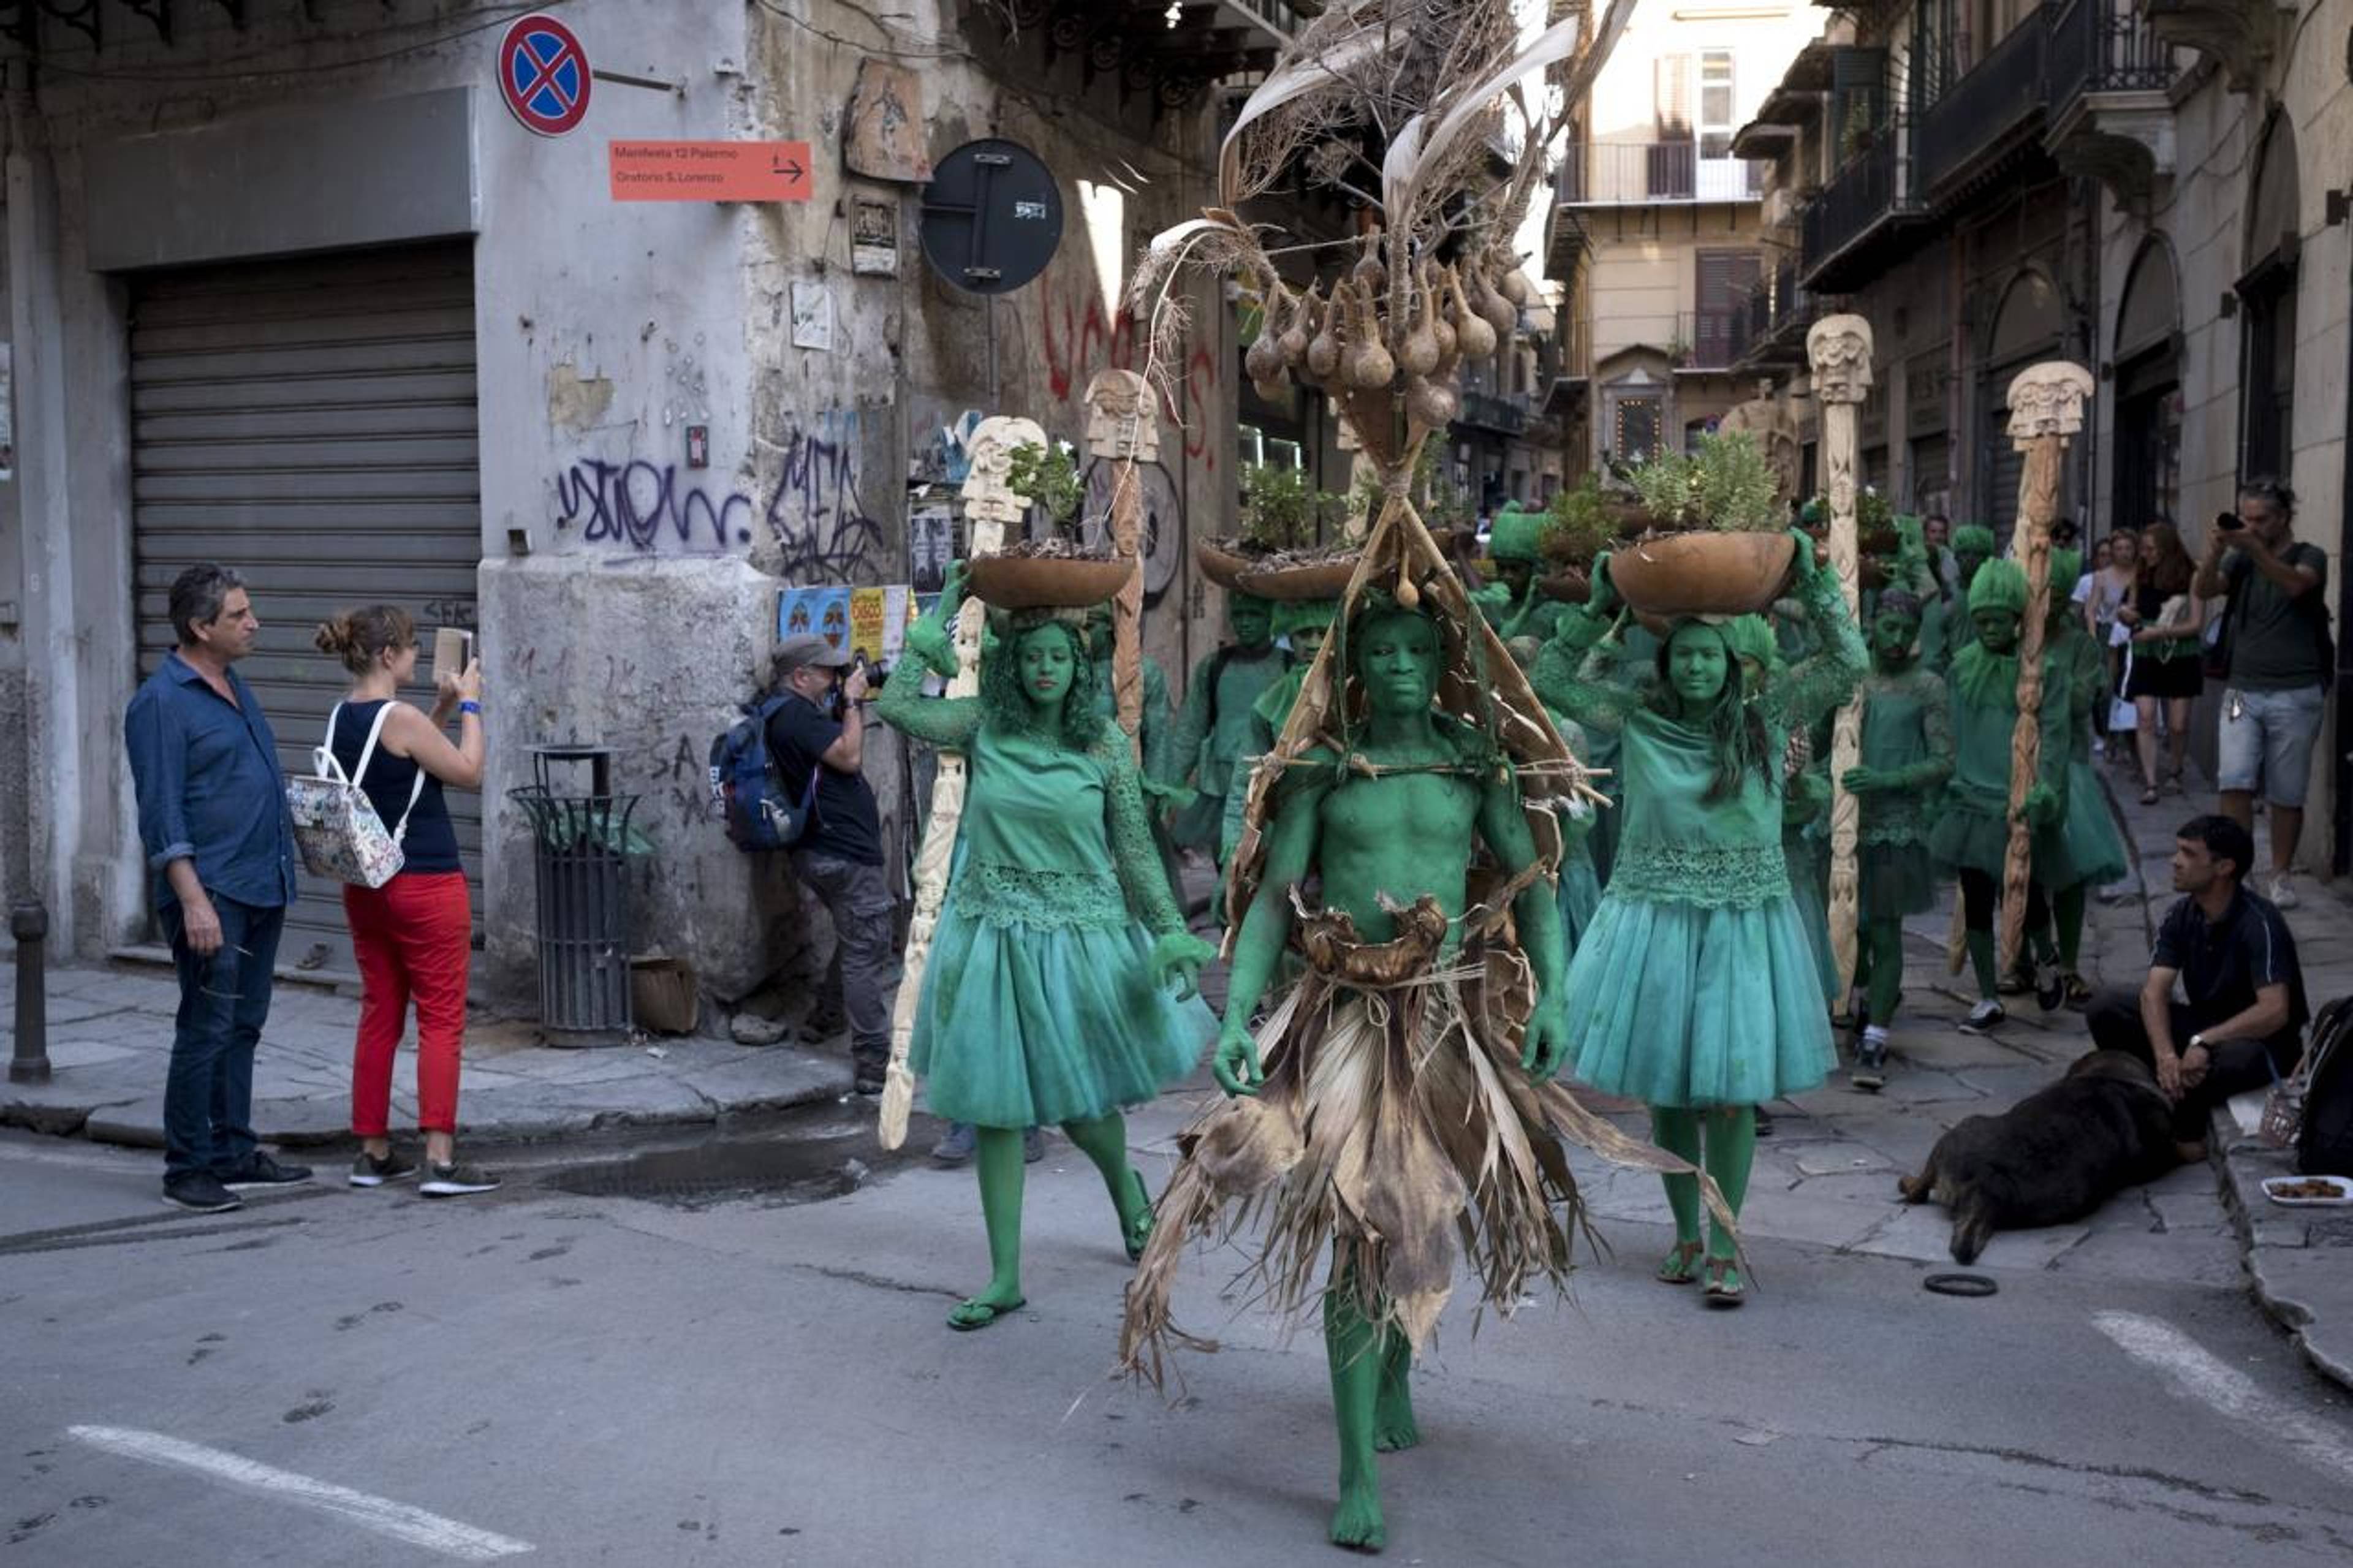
[1006,442,1085,532]
[1624,430,1783,532]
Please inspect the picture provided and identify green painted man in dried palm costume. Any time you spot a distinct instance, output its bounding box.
[1123,586,1710,1553]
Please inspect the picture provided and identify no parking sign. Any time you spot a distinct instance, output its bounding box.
[498,14,591,137]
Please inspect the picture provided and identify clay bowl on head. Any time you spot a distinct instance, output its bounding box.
[1195,540,1253,591]
[1237,557,1360,602]
[966,554,1132,611]
[1608,529,1797,619]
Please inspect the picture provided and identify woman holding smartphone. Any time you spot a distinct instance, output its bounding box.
[313,606,494,1197]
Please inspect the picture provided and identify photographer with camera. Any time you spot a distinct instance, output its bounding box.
[2194,480,2332,908]
[767,635,898,1096]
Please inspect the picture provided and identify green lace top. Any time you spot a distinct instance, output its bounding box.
[1531,560,1867,908]
[1857,665,1954,846]
[1168,643,1290,800]
[875,615,1186,937]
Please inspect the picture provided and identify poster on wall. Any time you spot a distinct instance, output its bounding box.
[790,281,835,352]
[849,588,887,664]
[907,502,954,593]
[880,586,911,663]
[851,198,900,277]
[778,585,852,651]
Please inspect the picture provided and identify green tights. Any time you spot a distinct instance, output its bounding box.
[2053,883,2087,972]
[954,1112,1151,1325]
[1862,916,1904,1025]
[1650,1106,1755,1284]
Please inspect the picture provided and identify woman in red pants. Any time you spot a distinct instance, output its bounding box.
[313,606,495,1197]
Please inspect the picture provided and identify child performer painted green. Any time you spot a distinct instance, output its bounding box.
[2040,548,2131,1005]
[1839,589,1953,1089]
[1121,578,1716,1553]
[1535,530,1866,1305]
[877,567,1216,1331]
[1471,503,1562,645]
[1925,558,2072,1033]
[1219,596,1338,866]
[1166,591,1289,858]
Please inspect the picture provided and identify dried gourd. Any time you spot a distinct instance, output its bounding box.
[1308,278,1347,380]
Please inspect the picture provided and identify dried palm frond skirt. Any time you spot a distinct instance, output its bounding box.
[1119,906,1733,1384]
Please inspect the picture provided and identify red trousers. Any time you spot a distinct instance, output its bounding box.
[344,872,471,1137]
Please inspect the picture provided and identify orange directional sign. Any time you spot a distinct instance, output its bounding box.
[608,140,813,202]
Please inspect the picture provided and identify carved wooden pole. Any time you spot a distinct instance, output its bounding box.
[879,415,1044,1150]
[1808,314,1873,1001]
[1086,371,1159,757]
[1996,363,2093,977]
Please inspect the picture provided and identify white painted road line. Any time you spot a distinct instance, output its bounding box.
[2091,1311,2353,1488]
[66,1425,534,1561]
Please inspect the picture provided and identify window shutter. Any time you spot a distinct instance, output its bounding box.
[1654,53,1691,135]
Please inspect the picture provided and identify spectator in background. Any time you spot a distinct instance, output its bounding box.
[124,564,308,1213]
[768,634,900,1096]
[2119,522,2205,804]
[2087,815,2308,1162]
[2079,528,2137,754]
[315,605,497,1197]
[2194,480,2331,908]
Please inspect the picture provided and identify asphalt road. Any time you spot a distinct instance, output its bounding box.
[7,1096,2352,1568]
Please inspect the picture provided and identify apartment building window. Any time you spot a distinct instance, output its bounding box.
[2238,112,2300,484]
[1699,51,1735,159]
[1651,54,1695,199]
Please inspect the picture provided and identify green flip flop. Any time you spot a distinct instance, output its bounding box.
[946,1295,1026,1332]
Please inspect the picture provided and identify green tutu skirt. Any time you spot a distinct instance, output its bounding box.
[1783,827,1838,1004]
[1563,892,1836,1108]
[1928,800,2074,885]
[1860,838,1939,920]
[2056,760,2129,890]
[911,898,1212,1128]
[1557,839,1602,959]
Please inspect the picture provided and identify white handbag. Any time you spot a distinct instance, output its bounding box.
[285,703,426,888]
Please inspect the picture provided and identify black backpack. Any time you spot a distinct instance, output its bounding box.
[2295,997,2353,1178]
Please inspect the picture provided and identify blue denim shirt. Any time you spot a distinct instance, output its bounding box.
[124,653,298,910]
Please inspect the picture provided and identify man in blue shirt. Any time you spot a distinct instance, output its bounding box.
[124,564,309,1211]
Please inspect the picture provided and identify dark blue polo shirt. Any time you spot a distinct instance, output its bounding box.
[124,652,298,909]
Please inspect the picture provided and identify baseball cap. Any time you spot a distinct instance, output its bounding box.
[775,633,853,673]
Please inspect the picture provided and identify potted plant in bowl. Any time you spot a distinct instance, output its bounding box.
[1537,475,1616,603]
[1226,463,1360,600]
[966,441,1135,610]
[1606,429,1797,617]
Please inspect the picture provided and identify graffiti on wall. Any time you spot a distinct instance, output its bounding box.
[550,409,885,581]
[1036,276,1220,473]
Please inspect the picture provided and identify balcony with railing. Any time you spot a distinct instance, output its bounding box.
[1916,11,2051,195]
[2135,0,2298,94]
[1799,115,1923,292]
[1556,143,1769,206]
[2044,1,2186,205]
[1674,307,1748,373]
[1732,259,1816,373]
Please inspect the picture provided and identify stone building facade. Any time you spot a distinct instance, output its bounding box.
[0,0,1288,1007]
[1729,0,2351,874]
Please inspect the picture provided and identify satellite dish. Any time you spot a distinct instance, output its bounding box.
[919,138,1064,296]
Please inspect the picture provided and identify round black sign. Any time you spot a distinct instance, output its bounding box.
[918,138,1064,296]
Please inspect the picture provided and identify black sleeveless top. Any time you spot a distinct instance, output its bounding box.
[328,700,463,875]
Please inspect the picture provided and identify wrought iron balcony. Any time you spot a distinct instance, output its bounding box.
[2045,0,2185,206]
[1799,115,1924,293]
[1732,259,1816,373]
[1556,143,1769,206]
[1675,308,1747,373]
[2135,0,2300,93]
[1915,10,2050,195]
[1457,389,1532,436]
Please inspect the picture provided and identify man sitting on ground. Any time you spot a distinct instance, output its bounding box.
[2085,814,2309,1161]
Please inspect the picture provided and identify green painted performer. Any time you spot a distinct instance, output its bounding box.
[877,566,1215,1330]
[1919,522,1995,674]
[1471,503,1562,645]
[1729,614,1840,1013]
[1219,597,1338,866]
[1536,529,1866,1306]
[2039,548,2131,1005]
[1925,558,2071,1033]
[1838,588,1953,1089]
[1123,568,1710,1552]
[1166,592,1290,860]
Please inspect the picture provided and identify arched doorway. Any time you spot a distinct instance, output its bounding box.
[2113,238,2183,530]
[2239,111,2299,482]
[1980,268,2064,539]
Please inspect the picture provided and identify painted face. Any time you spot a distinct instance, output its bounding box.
[1230,598,1272,648]
[1292,624,1328,662]
[1017,624,1076,710]
[1667,624,1730,708]
[1972,607,2021,653]
[1871,611,1920,662]
[1352,608,1439,719]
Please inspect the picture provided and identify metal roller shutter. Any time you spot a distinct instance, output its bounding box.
[131,243,482,984]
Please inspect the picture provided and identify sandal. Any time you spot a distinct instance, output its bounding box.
[1702,1257,1746,1309]
[2140,786,2160,805]
[1121,1168,1156,1263]
[2061,971,2094,1008]
[947,1294,1026,1332]
[1656,1239,1704,1285]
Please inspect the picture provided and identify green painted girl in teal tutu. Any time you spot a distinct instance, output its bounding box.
[877,563,1216,1331]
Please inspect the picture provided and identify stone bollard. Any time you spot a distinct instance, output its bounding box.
[9,900,50,1085]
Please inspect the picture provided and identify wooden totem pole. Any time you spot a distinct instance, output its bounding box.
[1085,371,1158,756]
[1996,363,2094,975]
[879,414,1044,1151]
[1808,314,1873,998]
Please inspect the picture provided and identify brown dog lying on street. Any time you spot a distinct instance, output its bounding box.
[1898,1050,2182,1263]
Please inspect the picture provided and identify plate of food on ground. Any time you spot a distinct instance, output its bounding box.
[2260,1174,2353,1206]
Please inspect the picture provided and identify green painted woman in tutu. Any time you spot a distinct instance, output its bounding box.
[877,563,1216,1331]
[1533,529,1865,1305]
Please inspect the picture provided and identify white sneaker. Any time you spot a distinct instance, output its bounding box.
[2266,873,2298,910]
[1959,999,2006,1035]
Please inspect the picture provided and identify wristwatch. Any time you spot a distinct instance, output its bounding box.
[2186,1032,2205,1054]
